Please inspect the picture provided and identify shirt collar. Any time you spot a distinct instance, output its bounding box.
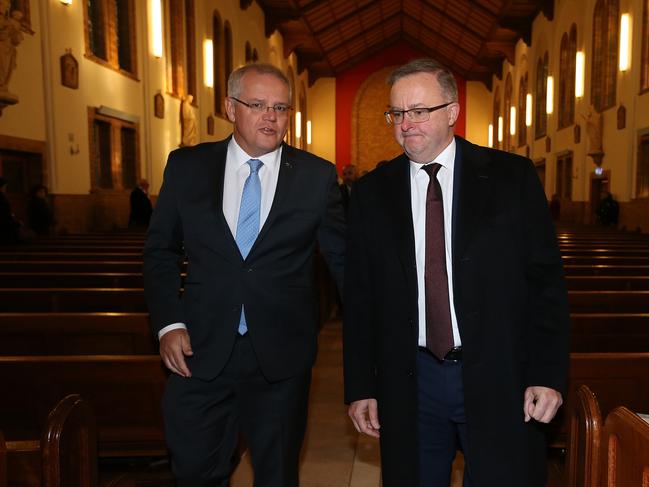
[409,138,456,179]
[229,136,282,172]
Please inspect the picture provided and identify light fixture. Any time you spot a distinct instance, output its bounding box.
[510,106,516,136]
[295,111,302,139]
[546,76,554,115]
[575,51,585,98]
[525,94,532,127]
[307,120,312,145]
[497,116,503,143]
[488,124,494,148]
[60,0,72,5]
[204,40,214,88]
[619,13,631,71]
[151,0,163,58]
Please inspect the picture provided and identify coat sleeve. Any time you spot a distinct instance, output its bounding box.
[521,159,571,395]
[316,163,346,296]
[343,182,377,404]
[143,152,186,337]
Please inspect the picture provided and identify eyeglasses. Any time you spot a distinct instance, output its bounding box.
[230,97,292,115]
[384,102,453,125]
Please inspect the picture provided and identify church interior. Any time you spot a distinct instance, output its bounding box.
[1,0,649,485]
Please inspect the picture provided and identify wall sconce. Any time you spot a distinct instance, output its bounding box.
[204,40,214,88]
[525,94,532,127]
[151,0,163,58]
[619,13,631,71]
[546,76,554,114]
[497,116,503,143]
[60,0,72,5]
[575,51,585,97]
[306,120,312,145]
[295,111,302,139]
[510,106,516,136]
[488,124,494,148]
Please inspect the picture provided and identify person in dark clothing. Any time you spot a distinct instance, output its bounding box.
[596,191,619,226]
[0,177,22,244]
[339,164,357,212]
[549,193,561,221]
[28,184,55,236]
[129,179,153,228]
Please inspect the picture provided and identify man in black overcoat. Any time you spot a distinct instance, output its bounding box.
[343,59,570,486]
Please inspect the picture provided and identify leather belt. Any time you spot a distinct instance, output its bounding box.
[418,346,463,362]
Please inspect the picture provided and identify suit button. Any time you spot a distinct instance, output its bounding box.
[406,369,414,377]
[247,268,253,272]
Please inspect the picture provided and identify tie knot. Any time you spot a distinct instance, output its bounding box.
[248,159,263,174]
[422,162,442,179]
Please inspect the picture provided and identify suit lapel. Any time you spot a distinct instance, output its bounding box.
[209,138,241,257]
[248,142,297,256]
[452,136,490,264]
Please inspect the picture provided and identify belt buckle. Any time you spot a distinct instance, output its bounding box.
[443,346,462,362]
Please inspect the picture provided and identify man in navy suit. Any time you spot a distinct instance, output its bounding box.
[343,59,570,486]
[144,63,345,486]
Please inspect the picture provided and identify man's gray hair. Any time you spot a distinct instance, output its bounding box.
[227,63,292,101]
[388,59,458,102]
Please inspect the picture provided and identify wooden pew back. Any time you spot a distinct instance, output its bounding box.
[566,385,602,487]
[600,407,649,487]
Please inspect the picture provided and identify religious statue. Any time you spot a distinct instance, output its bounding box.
[0,1,24,94]
[181,94,198,146]
[581,105,604,166]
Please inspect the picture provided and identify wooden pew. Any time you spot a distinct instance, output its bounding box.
[600,406,649,487]
[570,313,649,352]
[0,261,145,273]
[0,313,155,355]
[561,255,649,266]
[0,289,147,312]
[0,431,5,487]
[568,291,649,313]
[0,252,143,262]
[552,353,649,449]
[566,275,649,291]
[2,395,98,487]
[561,248,649,257]
[0,355,168,457]
[0,272,145,288]
[565,385,602,487]
[564,265,649,276]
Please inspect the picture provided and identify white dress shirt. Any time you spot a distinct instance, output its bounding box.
[409,138,461,348]
[158,137,283,338]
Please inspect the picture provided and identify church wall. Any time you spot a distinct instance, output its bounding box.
[308,77,336,164]
[489,0,649,232]
[465,82,490,148]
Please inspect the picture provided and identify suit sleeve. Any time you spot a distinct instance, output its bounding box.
[143,153,186,337]
[316,164,346,295]
[343,182,377,404]
[522,159,571,395]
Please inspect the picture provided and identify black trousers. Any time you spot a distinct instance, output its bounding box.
[163,334,311,487]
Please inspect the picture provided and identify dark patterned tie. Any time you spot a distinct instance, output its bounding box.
[421,163,454,360]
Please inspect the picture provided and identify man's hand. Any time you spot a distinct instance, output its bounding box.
[159,329,193,377]
[348,398,380,438]
[524,386,563,423]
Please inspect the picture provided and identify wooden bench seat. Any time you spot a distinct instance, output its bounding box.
[570,313,649,352]
[0,289,147,312]
[0,252,143,262]
[561,255,649,266]
[0,272,145,288]
[566,275,649,290]
[0,313,155,355]
[0,260,145,273]
[568,290,649,313]
[0,355,168,457]
[563,264,649,276]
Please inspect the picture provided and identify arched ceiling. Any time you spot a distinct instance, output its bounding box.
[252,0,553,88]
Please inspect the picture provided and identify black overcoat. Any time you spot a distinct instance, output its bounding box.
[343,136,570,486]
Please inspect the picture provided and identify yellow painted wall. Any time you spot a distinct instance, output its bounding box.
[464,81,490,147]
[308,77,336,163]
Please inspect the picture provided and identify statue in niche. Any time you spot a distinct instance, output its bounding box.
[154,93,164,119]
[181,94,198,147]
[60,49,78,89]
[0,0,24,106]
[582,105,603,153]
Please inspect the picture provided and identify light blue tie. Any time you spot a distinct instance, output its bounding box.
[235,159,263,334]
